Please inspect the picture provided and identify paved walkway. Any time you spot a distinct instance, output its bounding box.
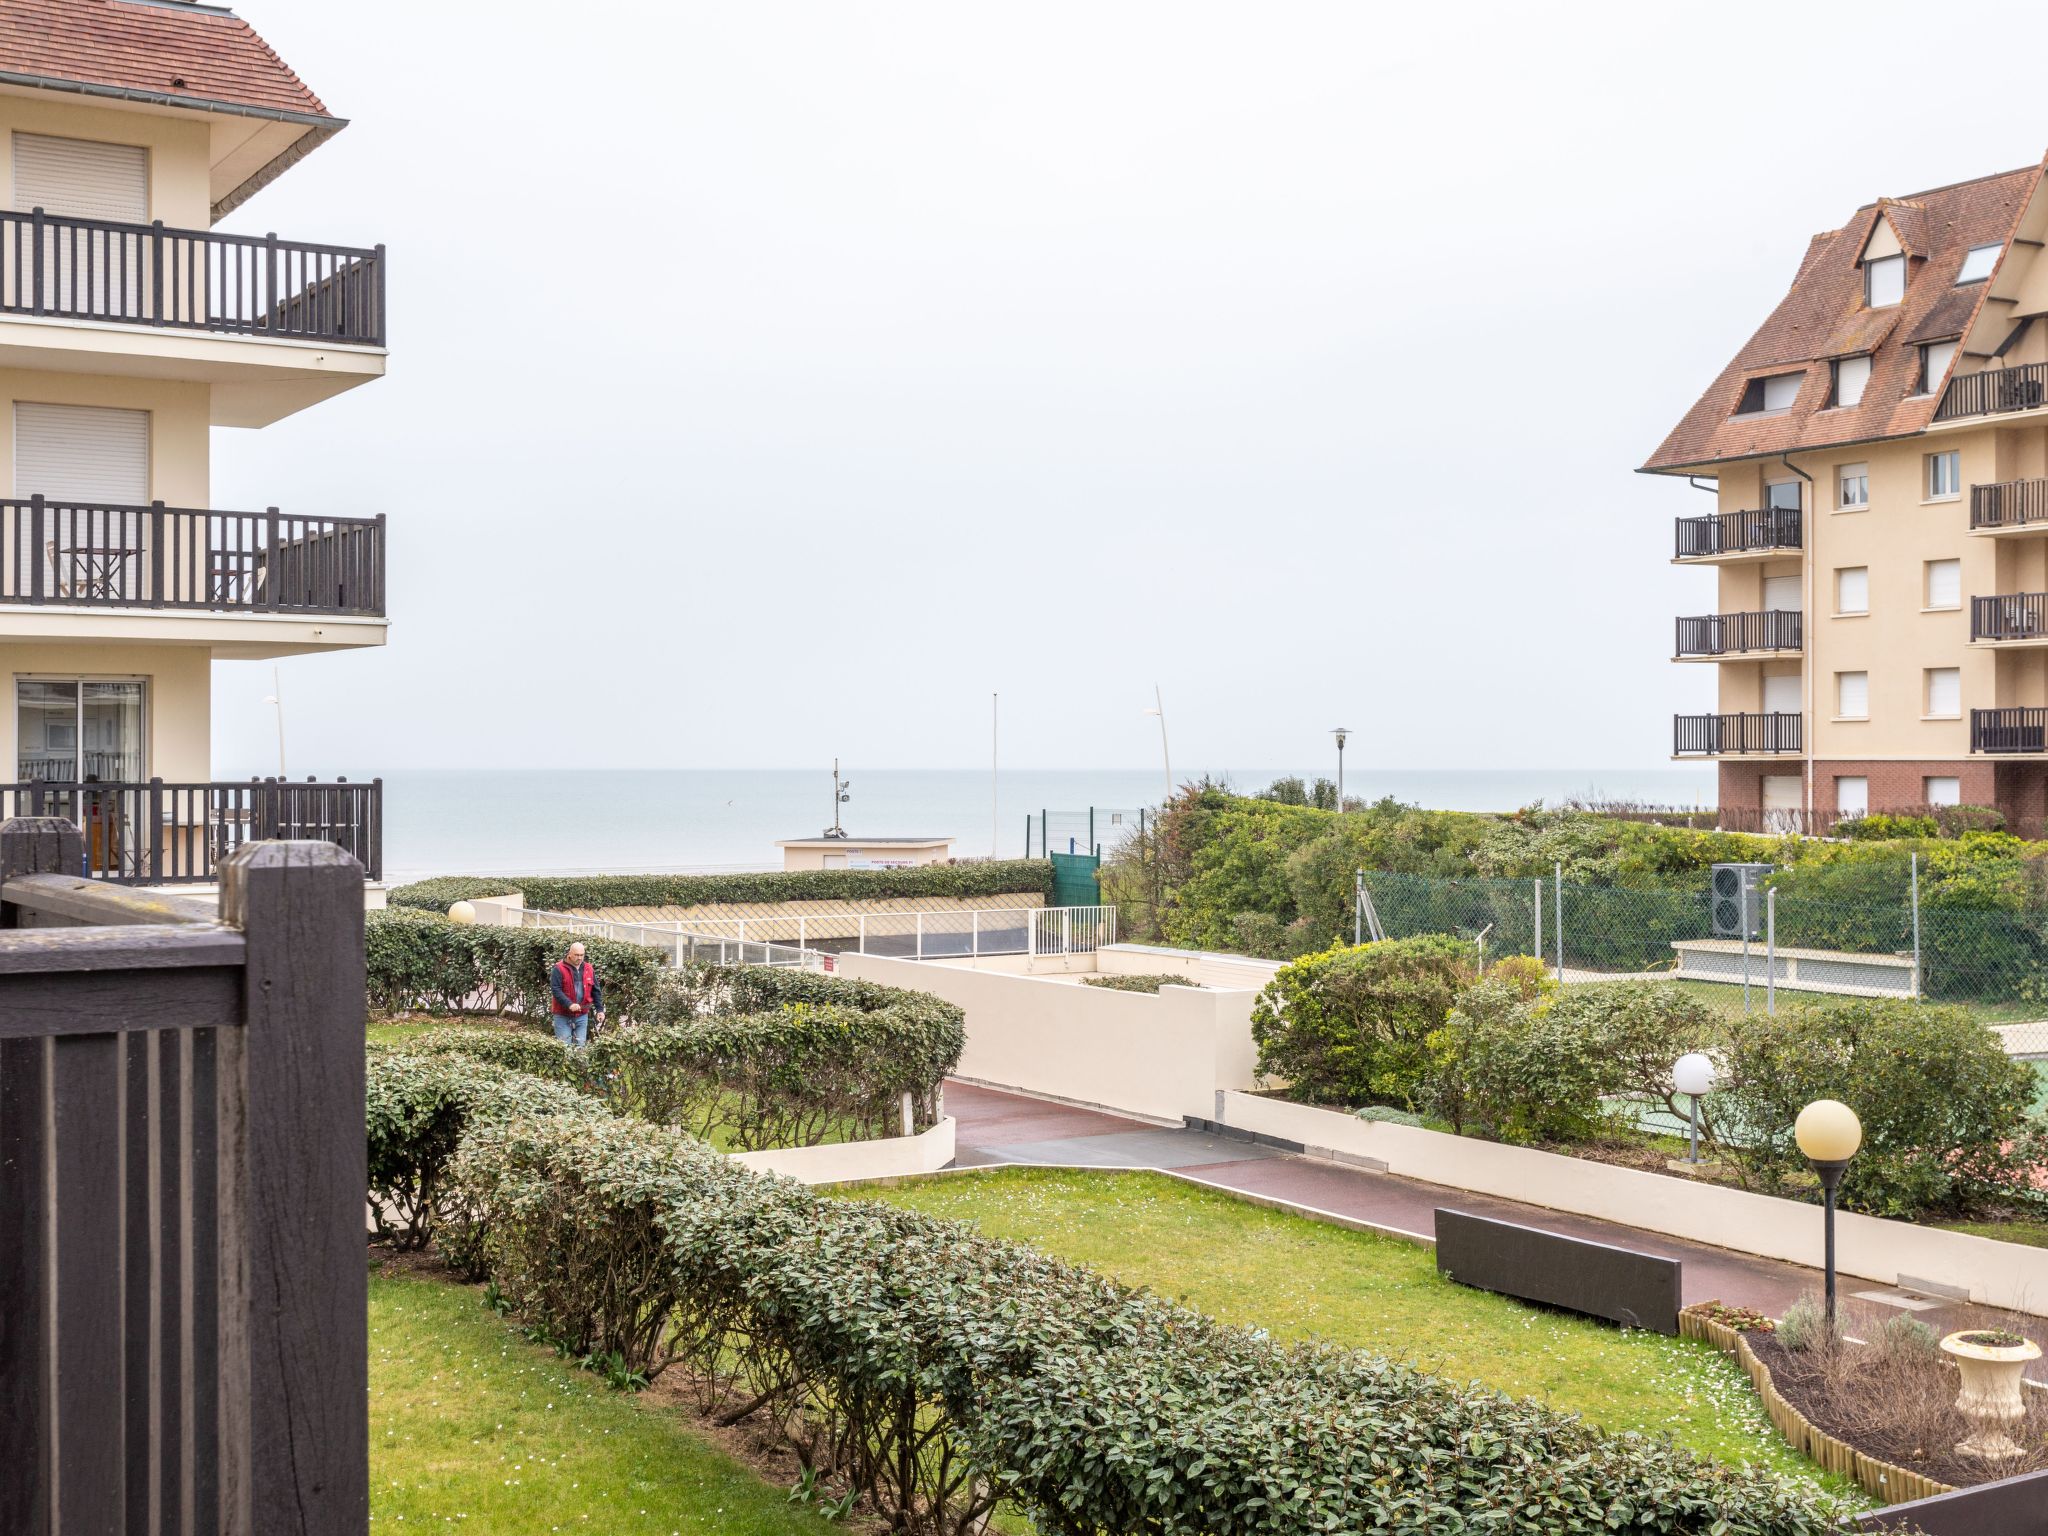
[944,1080,2043,1364]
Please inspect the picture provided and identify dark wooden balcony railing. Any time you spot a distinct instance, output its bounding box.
[1972,593,2048,642]
[1674,507,1802,559]
[1972,708,2048,755]
[0,498,383,616]
[1674,610,1802,657]
[1970,479,2048,532]
[1673,712,1802,756]
[1935,362,2048,422]
[0,777,382,883]
[0,205,384,345]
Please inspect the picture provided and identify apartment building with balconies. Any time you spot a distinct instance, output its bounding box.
[0,0,386,881]
[1644,154,2048,836]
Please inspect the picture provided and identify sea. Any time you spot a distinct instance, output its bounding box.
[303,766,1719,885]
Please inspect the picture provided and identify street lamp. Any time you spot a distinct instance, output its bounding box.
[1672,1052,1715,1163]
[1331,727,1351,811]
[1794,1099,1864,1327]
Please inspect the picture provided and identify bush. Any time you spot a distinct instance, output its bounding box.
[387,860,1054,914]
[365,909,670,1022]
[1775,1295,1832,1353]
[1422,980,1609,1142]
[1545,983,1722,1111]
[433,1089,1845,1535]
[1079,972,1199,993]
[1251,934,1474,1108]
[1712,999,2045,1218]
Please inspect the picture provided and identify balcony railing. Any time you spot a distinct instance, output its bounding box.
[0,499,383,615]
[1935,362,2048,422]
[1673,712,1802,756]
[1,777,381,883]
[1972,593,2048,642]
[1674,610,1802,657]
[1972,708,2048,755]
[1674,507,1802,559]
[1970,479,2048,532]
[0,206,384,346]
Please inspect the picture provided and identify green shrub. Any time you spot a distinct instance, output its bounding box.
[1774,1295,1832,1353]
[1713,999,2045,1218]
[1546,983,1723,1112]
[1079,972,1198,993]
[387,860,1054,914]
[1353,1104,1422,1126]
[1423,980,1609,1143]
[1251,934,1474,1108]
[365,908,669,1022]
[435,1094,1844,1536]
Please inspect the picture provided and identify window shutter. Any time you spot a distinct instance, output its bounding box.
[1762,373,1802,411]
[1925,776,1961,808]
[1836,568,1868,614]
[14,402,149,503]
[1835,356,1871,407]
[1927,560,1961,608]
[1838,672,1868,718]
[1922,340,1958,394]
[12,133,147,222]
[1928,668,1961,717]
[1836,777,1869,816]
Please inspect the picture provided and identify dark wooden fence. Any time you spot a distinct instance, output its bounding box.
[0,818,367,1535]
[0,206,384,346]
[1673,609,1802,656]
[0,778,382,885]
[1672,711,1803,756]
[1970,478,2048,532]
[1935,361,2048,422]
[1,499,385,615]
[1673,506,1801,559]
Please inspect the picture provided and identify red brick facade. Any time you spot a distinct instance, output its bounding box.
[1718,760,2048,833]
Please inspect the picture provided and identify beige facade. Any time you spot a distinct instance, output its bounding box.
[0,37,387,866]
[1650,157,2048,832]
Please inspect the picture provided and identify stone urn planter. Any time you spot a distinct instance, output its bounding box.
[1940,1329,2042,1462]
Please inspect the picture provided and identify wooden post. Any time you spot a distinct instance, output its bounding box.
[218,840,366,1534]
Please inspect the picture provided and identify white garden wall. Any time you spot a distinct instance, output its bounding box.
[836,951,1262,1123]
[729,1117,956,1185]
[1221,1091,2048,1315]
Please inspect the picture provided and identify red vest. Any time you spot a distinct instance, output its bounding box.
[554,960,595,1011]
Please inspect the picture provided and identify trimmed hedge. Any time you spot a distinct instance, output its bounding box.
[405,1077,1844,1535]
[1080,972,1201,992]
[364,908,670,1022]
[387,860,1055,915]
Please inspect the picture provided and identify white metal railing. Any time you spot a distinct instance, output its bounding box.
[1028,905,1117,958]
[517,906,826,970]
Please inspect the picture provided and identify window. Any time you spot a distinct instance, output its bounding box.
[1926,776,1961,807]
[1838,462,1869,507]
[1920,339,1959,395]
[1928,450,1961,499]
[1830,355,1872,409]
[1837,671,1869,719]
[1958,243,2003,284]
[1866,254,1906,307]
[1765,479,1803,512]
[1736,372,1805,414]
[1836,776,1869,817]
[1836,566,1869,614]
[1926,667,1961,717]
[1926,558,1961,609]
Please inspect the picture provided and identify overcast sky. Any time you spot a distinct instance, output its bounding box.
[207,1,2048,776]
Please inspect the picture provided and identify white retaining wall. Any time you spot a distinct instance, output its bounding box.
[729,1117,957,1185]
[836,951,1262,1123]
[1094,942,1285,990]
[1221,1091,2048,1315]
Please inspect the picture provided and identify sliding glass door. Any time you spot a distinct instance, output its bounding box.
[17,677,147,874]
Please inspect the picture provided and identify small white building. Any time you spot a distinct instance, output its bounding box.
[777,836,954,871]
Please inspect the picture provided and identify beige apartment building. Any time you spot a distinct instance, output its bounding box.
[1644,155,2048,835]
[0,0,387,880]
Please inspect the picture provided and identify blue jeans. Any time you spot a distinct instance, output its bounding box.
[552,1010,589,1048]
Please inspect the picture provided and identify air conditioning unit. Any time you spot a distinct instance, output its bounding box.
[1711,863,1771,939]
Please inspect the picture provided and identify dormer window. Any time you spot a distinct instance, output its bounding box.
[1919,339,1958,395]
[1736,372,1803,415]
[1957,243,2002,284]
[1866,254,1906,308]
[1830,355,1871,408]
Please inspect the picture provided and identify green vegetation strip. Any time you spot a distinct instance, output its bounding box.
[369,1265,837,1534]
[841,1167,1852,1494]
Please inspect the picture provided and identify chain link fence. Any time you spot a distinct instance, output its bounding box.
[1362,868,2048,1056]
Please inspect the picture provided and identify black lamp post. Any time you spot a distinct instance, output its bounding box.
[1794,1098,1863,1326]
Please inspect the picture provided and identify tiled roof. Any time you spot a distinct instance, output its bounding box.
[1641,164,2040,472]
[0,0,333,121]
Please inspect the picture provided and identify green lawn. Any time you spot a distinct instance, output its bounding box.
[369,1262,839,1534]
[840,1167,1851,1494]
[1569,975,2046,1027]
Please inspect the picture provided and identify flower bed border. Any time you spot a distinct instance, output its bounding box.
[1679,1304,1954,1506]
